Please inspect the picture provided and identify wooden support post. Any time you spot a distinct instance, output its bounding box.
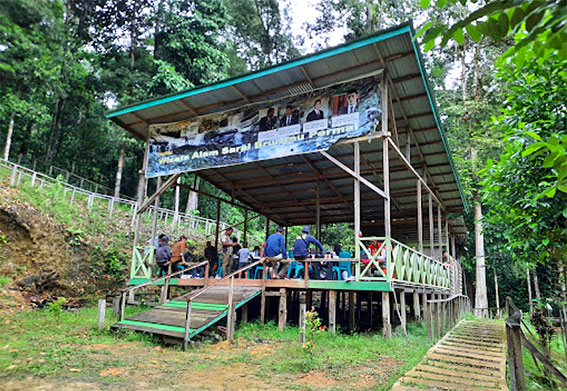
[243,209,248,243]
[214,199,221,250]
[173,177,180,225]
[424,292,432,341]
[316,181,321,241]
[329,290,336,334]
[261,260,267,323]
[413,291,421,323]
[307,290,313,310]
[417,181,423,253]
[112,296,120,317]
[400,290,407,334]
[264,217,270,240]
[428,193,434,258]
[242,304,248,323]
[354,141,361,279]
[151,177,162,243]
[183,301,192,351]
[383,138,391,238]
[382,291,391,338]
[128,288,135,303]
[349,292,355,331]
[433,294,440,339]
[278,288,287,331]
[299,292,306,344]
[97,299,106,331]
[506,313,526,391]
[437,205,442,258]
[369,292,374,329]
[227,276,235,340]
[494,269,501,318]
[119,291,126,322]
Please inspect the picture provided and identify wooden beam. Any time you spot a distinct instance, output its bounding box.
[417,180,423,253]
[321,150,388,200]
[137,172,182,215]
[231,85,250,103]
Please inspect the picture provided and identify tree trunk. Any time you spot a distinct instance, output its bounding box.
[473,190,488,318]
[46,98,66,163]
[533,268,541,301]
[527,269,533,316]
[185,176,199,212]
[114,140,126,198]
[3,113,14,161]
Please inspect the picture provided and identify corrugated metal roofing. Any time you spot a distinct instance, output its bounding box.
[107,22,468,237]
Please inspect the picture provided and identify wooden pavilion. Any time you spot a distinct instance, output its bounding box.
[107,22,470,346]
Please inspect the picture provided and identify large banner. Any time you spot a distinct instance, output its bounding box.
[146,74,382,177]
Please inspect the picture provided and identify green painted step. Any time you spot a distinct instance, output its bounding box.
[117,320,194,333]
[163,301,228,311]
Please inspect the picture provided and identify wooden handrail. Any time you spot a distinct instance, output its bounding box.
[427,294,469,304]
[187,259,264,303]
[121,260,208,293]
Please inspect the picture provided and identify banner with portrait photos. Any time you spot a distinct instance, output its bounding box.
[146,74,382,177]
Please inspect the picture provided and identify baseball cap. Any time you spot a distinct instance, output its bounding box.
[302,226,310,233]
[276,227,284,233]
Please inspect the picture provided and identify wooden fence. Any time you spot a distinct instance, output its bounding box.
[505,296,567,391]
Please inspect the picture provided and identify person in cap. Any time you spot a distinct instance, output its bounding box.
[155,235,171,276]
[221,227,235,277]
[264,227,288,278]
[292,226,324,269]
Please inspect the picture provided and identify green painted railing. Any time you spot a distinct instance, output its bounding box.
[130,246,155,279]
[356,236,450,290]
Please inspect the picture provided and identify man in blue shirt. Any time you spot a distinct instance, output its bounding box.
[293,226,324,260]
[264,227,287,278]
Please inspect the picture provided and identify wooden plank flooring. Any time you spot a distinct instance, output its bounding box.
[112,286,261,340]
[391,320,508,391]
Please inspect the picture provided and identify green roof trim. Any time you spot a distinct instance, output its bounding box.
[163,301,228,311]
[105,23,412,119]
[407,26,469,214]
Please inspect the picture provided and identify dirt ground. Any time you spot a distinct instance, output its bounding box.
[1,336,404,391]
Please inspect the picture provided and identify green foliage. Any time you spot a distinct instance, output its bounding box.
[46,297,67,319]
[302,308,326,371]
[481,49,567,265]
[418,0,567,64]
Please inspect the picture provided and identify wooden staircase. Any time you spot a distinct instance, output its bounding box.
[391,319,507,391]
[112,285,261,341]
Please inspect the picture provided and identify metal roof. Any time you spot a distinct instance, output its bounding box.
[107,22,468,235]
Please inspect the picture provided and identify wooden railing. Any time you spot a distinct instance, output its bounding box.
[356,236,451,290]
[118,260,209,322]
[425,294,471,342]
[182,259,264,350]
[505,297,567,391]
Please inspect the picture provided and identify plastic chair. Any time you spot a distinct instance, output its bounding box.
[286,261,298,277]
[254,266,271,279]
[333,251,352,280]
[293,263,313,279]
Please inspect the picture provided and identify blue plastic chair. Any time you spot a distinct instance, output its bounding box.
[254,266,271,279]
[293,263,313,279]
[333,251,352,280]
[286,261,298,277]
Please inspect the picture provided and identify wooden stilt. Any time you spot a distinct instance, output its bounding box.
[413,291,421,323]
[400,290,407,334]
[97,299,106,331]
[424,292,432,341]
[306,290,313,311]
[329,290,336,334]
[227,277,235,340]
[349,292,355,331]
[382,291,391,338]
[433,294,440,339]
[260,261,267,323]
[369,292,374,329]
[278,288,287,331]
[242,304,248,323]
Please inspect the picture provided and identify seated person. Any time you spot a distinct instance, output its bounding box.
[171,235,189,272]
[184,245,204,278]
[155,235,171,275]
[292,226,324,279]
[204,241,218,276]
[362,240,387,276]
[237,241,251,278]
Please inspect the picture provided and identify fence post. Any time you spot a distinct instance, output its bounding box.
[31,172,37,187]
[70,188,76,206]
[278,288,287,331]
[10,165,17,186]
[119,291,126,321]
[299,292,306,344]
[112,296,120,316]
[97,299,106,331]
[506,311,526,391]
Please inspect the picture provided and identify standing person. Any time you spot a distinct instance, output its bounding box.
[232,237,241,273]
[221,227,236,277]
[259,107,277,131]
[263,227,287,279]
[155,235,171,276]
[204,241,218,276]
[293,226,324,279]
[171,235,188,272]
[280,105,299,127]
[237,241,251,278]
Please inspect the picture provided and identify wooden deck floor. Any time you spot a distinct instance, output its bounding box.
[112,286,261,340]
[391,319,507,391]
